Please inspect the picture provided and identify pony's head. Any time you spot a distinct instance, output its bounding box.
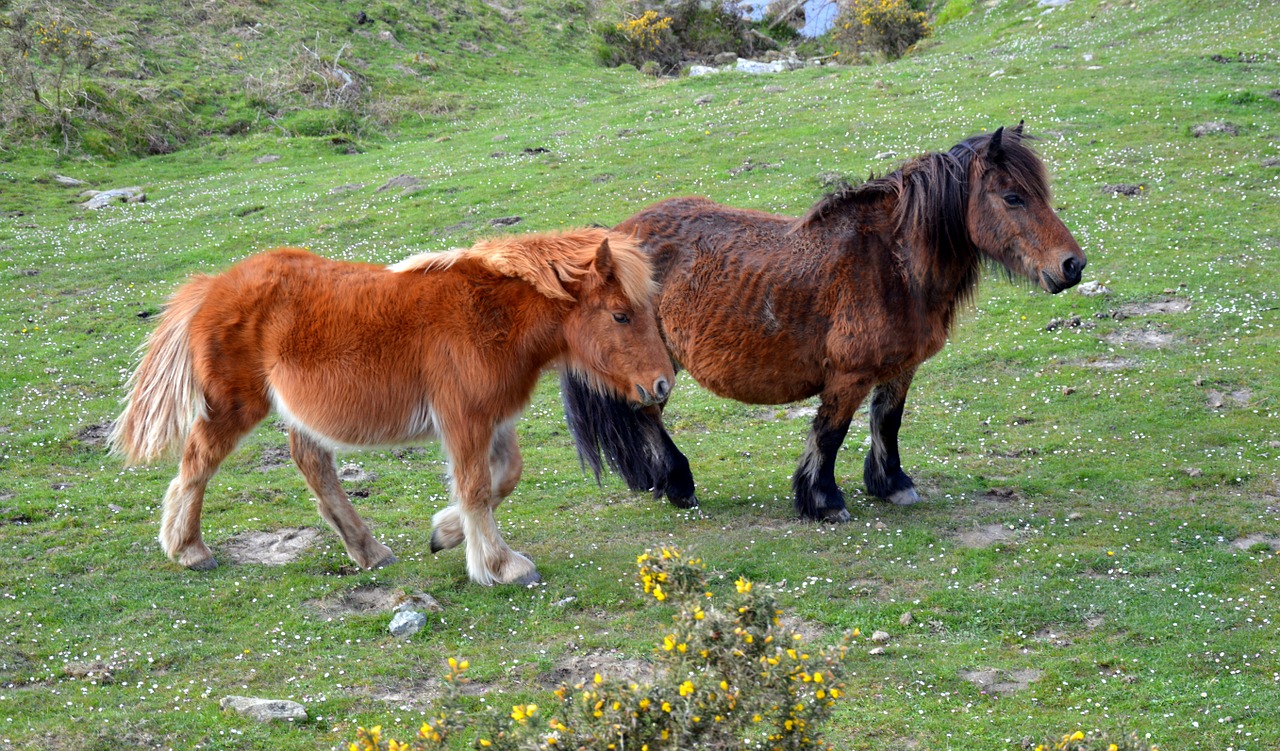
[962,124,1086,293]
[561,234,674,407]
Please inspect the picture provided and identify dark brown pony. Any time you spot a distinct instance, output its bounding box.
[110,229,674,585]
[562,125,1085,521]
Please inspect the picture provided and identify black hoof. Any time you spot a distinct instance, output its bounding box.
[372,553,398,569]
[187,557,219,571]
[819,507,852,523]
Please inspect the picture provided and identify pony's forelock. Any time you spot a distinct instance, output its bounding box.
[390,228,655,306]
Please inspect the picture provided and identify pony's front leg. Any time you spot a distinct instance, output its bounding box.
[863,368,921,506]
[289,430,396,569]
[792,382,871,522]
[444,430,538,586]
[430,419,523,553]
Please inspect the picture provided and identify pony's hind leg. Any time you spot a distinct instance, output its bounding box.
[792,382,871,523]
[160,416,251,570]
[863,369,921,506]
[289,430,396,569]
[430,420,523,554]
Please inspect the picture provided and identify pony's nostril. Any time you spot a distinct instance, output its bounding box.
[636,384,651,404]
[653,377,670,402]
[1062,256,1084,283]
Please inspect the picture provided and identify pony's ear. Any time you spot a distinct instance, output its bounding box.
[1013,120,1025,137]
[988,126,1006,163]
[593,238,617,281]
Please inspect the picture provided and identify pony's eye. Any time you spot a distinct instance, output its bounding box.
[1003,193,1026,208]
[612,312,631,324]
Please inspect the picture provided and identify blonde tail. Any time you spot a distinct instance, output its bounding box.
[109,277,212,465]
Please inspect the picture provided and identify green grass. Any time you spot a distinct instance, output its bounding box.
[2,0,1279,749]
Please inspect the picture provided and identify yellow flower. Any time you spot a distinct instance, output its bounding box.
[1070,731,1085,741]
[735,577,753,594]
[679,680,694,696]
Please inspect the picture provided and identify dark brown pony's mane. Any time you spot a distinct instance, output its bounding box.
[796,130,1050,260]
[390,228,656,306]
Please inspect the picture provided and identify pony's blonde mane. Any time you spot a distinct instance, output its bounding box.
[390,228,655,305]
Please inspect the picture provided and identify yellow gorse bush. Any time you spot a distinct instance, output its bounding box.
[615,10,672,52]
[831,0,931,60]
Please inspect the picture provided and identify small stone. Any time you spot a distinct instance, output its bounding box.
[694,95,713,105]
[899,611,913,627]
[1184,468,1203,478]
[1061,386,1076,396]
[54,174,87,187]
[389,609,427,638]
[489,215,522,227]
[874,151,897,160]
[219,696,307,723]
[871,629,891,643]
[868,646,886,656]
[253,154,281,164]
[1076,280,1111,296]
[338,464,372,483]
[1067,512,1083,521]
[108,504,123,513]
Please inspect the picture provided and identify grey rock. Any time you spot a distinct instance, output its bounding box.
[219,695,307,722]
[871,629,891,643]
[688,65,721,77]
[81,188,145,210]
[1076,280,1111,297]
[389,609,428,638]
[54,175,87,187]
[253,154,281,164]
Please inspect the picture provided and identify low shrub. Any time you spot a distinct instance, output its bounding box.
[831,0,931,61]
[594,1,768,74]
[350,547,853,750]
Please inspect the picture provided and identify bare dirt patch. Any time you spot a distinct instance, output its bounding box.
[73,422,113,447]
[1207,389,1252,409]
[256,445,293,472]
[221,527,319,565]
[537,649,658,689]
[1117,299,1191,317]
[1076,356,1140,370]
[1102,327,1175,348]
[307,585,441,617]
[959,668,1042,696]
[1229,534,1280,552]
[954,523,1018,548]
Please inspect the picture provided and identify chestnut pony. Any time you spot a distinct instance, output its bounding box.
[562,126,1086,522]
[111,229,674,585]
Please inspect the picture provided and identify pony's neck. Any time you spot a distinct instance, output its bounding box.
[885,156,982,329]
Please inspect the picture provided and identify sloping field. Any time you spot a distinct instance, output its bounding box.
[1,0,1277,748]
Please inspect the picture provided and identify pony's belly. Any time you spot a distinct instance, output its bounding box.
[269,385,437,449]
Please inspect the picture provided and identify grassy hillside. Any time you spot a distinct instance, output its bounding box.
[1,0,1278,749]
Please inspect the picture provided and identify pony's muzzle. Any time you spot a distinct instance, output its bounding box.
[1042,253,1086,293]
[635,376,671,406]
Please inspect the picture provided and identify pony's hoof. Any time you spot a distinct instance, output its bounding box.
[186,556,219,571]
[429,526,464,553]
[511,568,541,586]
[667,492,699,510]
[372,553,398,569]
[888,488,921,506]
[820,507,853,523]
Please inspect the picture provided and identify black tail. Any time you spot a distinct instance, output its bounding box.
[559,370,697,506]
